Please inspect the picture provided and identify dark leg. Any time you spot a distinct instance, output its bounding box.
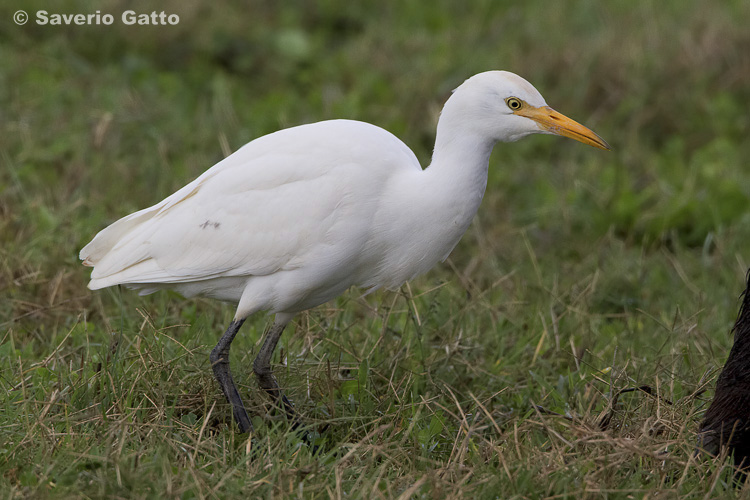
[253,319,296,420]
[210,319,253,433]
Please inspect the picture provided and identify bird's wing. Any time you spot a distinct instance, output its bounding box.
[81,120,421,289]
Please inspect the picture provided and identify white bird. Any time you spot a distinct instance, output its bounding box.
[80,71,609,433]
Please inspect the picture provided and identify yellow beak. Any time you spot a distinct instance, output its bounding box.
[515,106,610,150]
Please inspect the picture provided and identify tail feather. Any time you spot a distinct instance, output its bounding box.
[80,170,212,288]
[79,206,157,268]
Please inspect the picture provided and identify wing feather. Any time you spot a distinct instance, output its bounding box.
[81,120,421,292]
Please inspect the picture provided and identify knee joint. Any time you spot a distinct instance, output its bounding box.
[253,359,271,376]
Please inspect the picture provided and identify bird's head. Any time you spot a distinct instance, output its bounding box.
[446,71,610,150]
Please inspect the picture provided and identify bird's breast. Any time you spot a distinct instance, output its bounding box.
[360,168,486,290]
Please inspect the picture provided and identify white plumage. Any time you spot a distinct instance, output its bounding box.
[81,71,609,432]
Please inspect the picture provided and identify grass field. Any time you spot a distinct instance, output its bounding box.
[3,0,750,498]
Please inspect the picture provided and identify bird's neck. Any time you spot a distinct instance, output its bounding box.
[426,111,495,208]
[366,111,497,287]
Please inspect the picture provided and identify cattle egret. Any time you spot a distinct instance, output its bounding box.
[80,71,609,433]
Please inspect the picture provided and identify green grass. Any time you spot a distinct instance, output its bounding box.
[3,0,750,497]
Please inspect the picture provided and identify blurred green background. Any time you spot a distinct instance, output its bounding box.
[3,0,750,498]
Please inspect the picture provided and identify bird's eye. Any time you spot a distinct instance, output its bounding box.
[505,97,523,111]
